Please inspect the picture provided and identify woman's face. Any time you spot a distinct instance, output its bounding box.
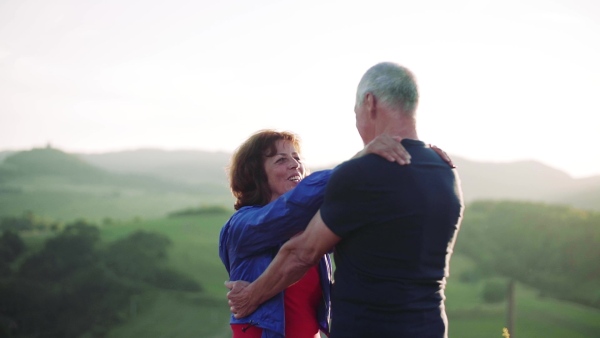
[264,140,305,202]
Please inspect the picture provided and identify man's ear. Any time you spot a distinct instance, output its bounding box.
[365,93,377,119]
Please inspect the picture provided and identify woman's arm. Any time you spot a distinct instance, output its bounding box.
[227,170,332,257]
[227,135,412,256]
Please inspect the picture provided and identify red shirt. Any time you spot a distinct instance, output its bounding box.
[231,265,322,338]
[284,265,322,338]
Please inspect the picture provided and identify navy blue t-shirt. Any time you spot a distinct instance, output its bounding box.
[320,139,463,337]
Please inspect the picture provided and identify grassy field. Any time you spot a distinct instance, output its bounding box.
[0,187,233,223]
[98,213,233,338]
[446,255,600,338]
[84,214,600,338]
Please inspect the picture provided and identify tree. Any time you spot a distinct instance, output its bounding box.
[1,222,202,337]
[0,231,25,263]
[455,200,600,308]
[103,230,201,291]
[0,231,25,277]
[19,221,100,281]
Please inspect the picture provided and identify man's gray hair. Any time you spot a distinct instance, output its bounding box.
[356,62,419,115]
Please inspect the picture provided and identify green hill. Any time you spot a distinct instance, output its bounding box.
[0,150,16,163]
[79,149,231,185]
[1,147,106,180]
[0,148,234,222]
[1,146,599,223]
[83,148,600,211]
[0,147,221,193]
[451,157,600,210]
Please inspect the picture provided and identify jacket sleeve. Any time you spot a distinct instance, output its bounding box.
[226,170,332,259]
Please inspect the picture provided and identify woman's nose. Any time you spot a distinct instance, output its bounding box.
[289,158,300,169]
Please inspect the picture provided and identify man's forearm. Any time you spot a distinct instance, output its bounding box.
[246,234,317,306]
[228,211,339,318]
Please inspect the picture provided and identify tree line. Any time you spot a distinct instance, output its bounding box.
[2,200,598,336]
[455,200,600,308]
[0,218,201,338]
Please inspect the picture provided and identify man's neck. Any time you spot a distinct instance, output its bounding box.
[377,117,418,140]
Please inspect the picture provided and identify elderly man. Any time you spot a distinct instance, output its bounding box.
[226,62,464,338]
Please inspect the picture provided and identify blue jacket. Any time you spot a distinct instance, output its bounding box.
[219,170,333,338]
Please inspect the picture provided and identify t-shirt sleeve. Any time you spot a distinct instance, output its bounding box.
[320,160,371,238]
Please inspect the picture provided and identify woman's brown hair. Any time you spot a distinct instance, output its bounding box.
[229,130,302,210]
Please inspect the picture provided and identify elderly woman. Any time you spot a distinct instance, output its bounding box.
[219,129,411,338]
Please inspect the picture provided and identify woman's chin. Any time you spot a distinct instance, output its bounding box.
[286,181,301,191]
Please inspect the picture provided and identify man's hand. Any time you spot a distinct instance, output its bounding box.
[225,280,256,319]
[356,134,411,164]
[429,144,456,168]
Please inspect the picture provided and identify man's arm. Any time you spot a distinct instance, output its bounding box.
[225,210,339,319]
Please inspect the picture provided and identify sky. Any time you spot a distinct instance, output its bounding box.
[1,0,599,178]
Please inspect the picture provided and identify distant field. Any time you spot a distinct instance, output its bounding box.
[446,255,600,338]
[0,187,234,223]
[98,213,233,338]
[93,214,600,338]
[100,214,232,296]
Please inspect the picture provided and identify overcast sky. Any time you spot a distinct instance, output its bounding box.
[1,0,599,177]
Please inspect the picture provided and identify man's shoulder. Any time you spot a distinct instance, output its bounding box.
[332,156,369,176]
[336,153,383,169]
[329,155,389,187]
[337,153,401,174]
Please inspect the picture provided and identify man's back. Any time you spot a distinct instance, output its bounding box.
[320,139,463,337]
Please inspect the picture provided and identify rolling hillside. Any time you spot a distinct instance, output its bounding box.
[1,148,599,337]
[81,148,600,211]
[0,147,598,223]
[452,157,600,209]
[79,149,231,185]
[0,147,234,221]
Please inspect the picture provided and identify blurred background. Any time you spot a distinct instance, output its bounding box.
[1,0,599,337]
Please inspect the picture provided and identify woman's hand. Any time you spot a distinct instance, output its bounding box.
[429,144,456,168]
[354,134,411,165]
